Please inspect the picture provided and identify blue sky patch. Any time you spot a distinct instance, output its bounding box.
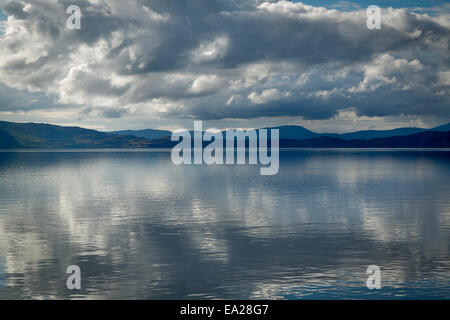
[0,8,7,21]
[0,9,6,35]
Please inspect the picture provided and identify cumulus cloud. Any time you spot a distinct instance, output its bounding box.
[0,0,449,130]
[189,75,224,95]
[248,88,283,104]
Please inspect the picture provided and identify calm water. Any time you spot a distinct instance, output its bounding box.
[0,149,449,300]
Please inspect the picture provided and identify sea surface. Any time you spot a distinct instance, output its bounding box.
[0,149,449,299]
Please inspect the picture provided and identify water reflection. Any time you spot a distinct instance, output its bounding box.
[0,150,449,299]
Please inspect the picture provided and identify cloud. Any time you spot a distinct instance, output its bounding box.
[3,1,29,19]
[190,35,229,64]
[0,0,448,129]
[189,75,224,95]
[248,88,283,104]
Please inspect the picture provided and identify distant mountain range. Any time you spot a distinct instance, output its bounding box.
[109,128,172,140]
[110,122,450,141]
[0,120,449,149]
[278,131,450,148]
[263,123,450,141]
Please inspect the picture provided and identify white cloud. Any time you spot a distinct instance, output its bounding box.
[348,54,425,93]
[190,35,229,63]
[189,74,224,95]
[248,88,281,104]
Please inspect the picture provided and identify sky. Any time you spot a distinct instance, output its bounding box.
[0,0,449,132]
[298,0,448,10]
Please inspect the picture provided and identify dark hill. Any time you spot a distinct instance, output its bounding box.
[278,131,450,148]
[0,121,154,148]
[109,129,172,140]
[0,128,23,148]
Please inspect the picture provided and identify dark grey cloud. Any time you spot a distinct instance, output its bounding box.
[3,1,28,19]
[0,82,66,112]
[101,108,127,118]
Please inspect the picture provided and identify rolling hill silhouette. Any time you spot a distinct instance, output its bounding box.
[0,120,449,149]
